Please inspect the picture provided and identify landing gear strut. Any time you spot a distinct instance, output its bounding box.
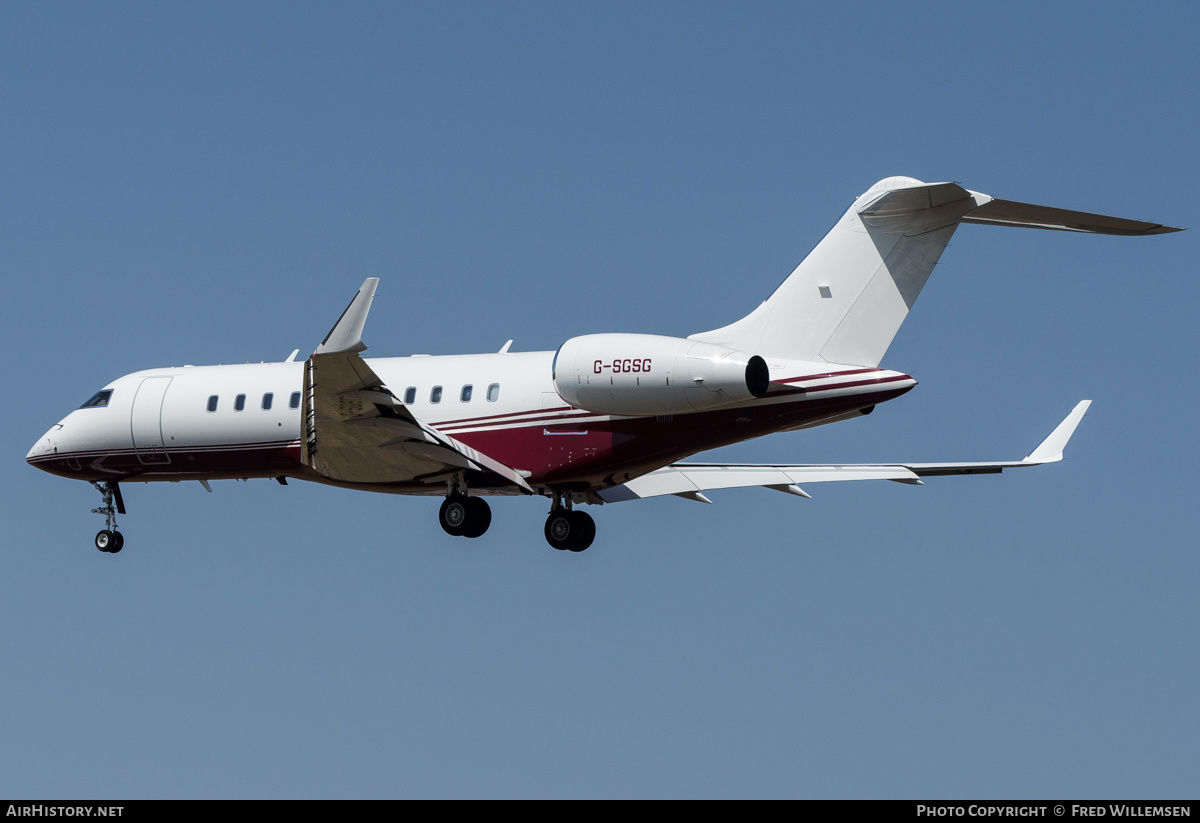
[438,493,491,539]
[91,481,125,554]
[544,494,595,552]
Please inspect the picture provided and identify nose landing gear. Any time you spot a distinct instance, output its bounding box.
[91,481,125,554]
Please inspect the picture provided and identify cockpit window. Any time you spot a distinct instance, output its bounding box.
[80,390,113,409]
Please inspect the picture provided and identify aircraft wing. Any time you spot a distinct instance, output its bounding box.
[597,401,1091,503]
[301,279,533,493]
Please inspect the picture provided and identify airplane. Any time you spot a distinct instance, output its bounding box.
[26,176,1181,555]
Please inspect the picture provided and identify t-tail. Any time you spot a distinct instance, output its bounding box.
[689,176,1180,367]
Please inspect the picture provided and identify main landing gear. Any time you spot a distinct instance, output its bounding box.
[91,480,125,554]
[435,486,597,552]
[544,493,595,553]
[438,492,492,539]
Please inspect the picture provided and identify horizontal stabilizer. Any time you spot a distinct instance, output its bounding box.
[961,199,1181,235]
[858,181,976,226]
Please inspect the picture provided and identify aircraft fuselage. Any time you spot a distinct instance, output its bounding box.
[27,352,914,494]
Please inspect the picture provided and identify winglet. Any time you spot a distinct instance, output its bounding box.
[316,278,379,355]
[1023,400,1092,464]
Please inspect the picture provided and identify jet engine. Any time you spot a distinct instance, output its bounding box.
[553,333,768,416]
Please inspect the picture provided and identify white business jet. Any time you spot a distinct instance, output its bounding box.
[27,177,1179,554]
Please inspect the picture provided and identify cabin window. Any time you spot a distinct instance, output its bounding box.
[460,384,473,402]
[80,390,113,409]
[207,395,219,413]
[487,383,499,402]
[430,386,443,404]
[262,393,274,410]
[404,386,416,404]
[290,391,301,409]
[235,394,246,412]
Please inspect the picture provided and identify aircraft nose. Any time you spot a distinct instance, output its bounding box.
[27,425,61,463]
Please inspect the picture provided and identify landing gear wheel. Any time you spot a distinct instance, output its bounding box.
[545,512,573,550]
[461,497,491,539]
[91,481,125,553]
[544,510,596,552]
[439,495,470,536]
[566,511,595,552]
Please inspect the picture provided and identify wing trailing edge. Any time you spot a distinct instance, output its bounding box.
[597,401,1091,503]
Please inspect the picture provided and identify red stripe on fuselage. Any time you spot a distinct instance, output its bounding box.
[437,372,909,433]
[27,442,303,482]
[434,405,575,427]
[772,367,881,385]
[454,382,913,486]
[436,409,597,433]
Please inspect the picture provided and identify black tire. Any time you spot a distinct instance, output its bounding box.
[566,511,595,552]
[108,531,124,553]
[439,495,469,536]
[544,512,574,550]
[95,530,112,552]
[462,497,491,538]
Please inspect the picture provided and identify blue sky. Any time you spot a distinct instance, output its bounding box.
[2,2,1197,798]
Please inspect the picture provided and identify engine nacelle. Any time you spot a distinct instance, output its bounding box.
[553,333,768,416]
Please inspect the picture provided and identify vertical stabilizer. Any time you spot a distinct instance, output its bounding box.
[690,177,989,367]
